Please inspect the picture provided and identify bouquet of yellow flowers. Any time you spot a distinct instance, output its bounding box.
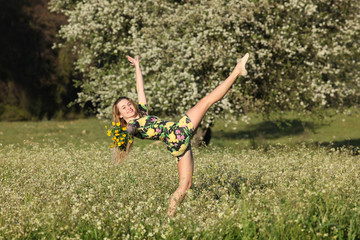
[106,122,133,150]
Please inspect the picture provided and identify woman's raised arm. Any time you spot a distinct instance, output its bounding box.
[126,55,147,104]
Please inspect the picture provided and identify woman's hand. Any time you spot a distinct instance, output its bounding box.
[126,55,140,67]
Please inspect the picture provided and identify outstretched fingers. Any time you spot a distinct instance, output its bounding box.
[126,55,140,66]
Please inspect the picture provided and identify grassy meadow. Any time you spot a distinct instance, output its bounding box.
[1,110,360,239]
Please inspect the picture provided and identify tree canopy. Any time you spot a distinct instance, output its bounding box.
[50,0,360,126]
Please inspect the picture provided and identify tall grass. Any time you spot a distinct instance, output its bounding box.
[1,142,359,239]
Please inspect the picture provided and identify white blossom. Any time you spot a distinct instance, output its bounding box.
[49,0,360,125]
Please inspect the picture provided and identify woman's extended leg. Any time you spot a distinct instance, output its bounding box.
[166,54,249,217]
[186,53,249,129]
[166,149,194,217]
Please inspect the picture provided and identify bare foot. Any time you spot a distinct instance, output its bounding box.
[233,53,249,76]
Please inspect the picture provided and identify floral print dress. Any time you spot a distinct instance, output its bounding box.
[127,103,194,161]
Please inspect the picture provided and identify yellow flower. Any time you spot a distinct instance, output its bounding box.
[178,117,187,127]
[120,138,124,140]
[107,130,111,136]
[122,127,127,131]
[112,122,115,126]
[115,133,120,136]
[116,138,119,142]
[165,122,175,129]
[171,144,188,156]
[109,145,114,148]
[146,128,156,138]
[116,122,120,126]
[129,139,133,143]
[138,118,147,127]
[122,134,126,137]
[105,125,108,129]
[168,132,178,143]
[118,142,121,146]
[115,130,119,133]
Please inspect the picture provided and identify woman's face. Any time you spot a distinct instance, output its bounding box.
[117,99,137,120]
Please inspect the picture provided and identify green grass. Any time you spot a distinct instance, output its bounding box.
[0,118,157,150]
[0,118,109,147]
[1,143,359,239]
[1,109,360,150]
[211,109,360,151]
[1,111,360,239]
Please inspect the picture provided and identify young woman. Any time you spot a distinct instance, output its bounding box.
[112,53,249,217]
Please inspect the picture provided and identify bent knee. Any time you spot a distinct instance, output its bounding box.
[179,179,192,191]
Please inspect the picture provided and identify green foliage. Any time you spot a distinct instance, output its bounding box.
[0,104,32,121]
[0,0,79,120]
[50,0,360,126]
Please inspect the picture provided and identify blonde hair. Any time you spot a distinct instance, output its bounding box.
[112,97,143,163]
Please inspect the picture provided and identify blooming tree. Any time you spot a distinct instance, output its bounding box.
[50,0,360,133]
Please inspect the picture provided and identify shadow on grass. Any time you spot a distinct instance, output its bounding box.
[315,139,360,155]
[216,119,319,140]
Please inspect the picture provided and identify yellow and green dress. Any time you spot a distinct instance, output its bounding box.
[127,103,194,161]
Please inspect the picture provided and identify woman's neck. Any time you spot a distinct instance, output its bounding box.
[124,114,140,123]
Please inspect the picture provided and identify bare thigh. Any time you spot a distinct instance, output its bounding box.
[186,96,212,130]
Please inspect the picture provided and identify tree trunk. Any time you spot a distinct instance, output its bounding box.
[192,126,212,147]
